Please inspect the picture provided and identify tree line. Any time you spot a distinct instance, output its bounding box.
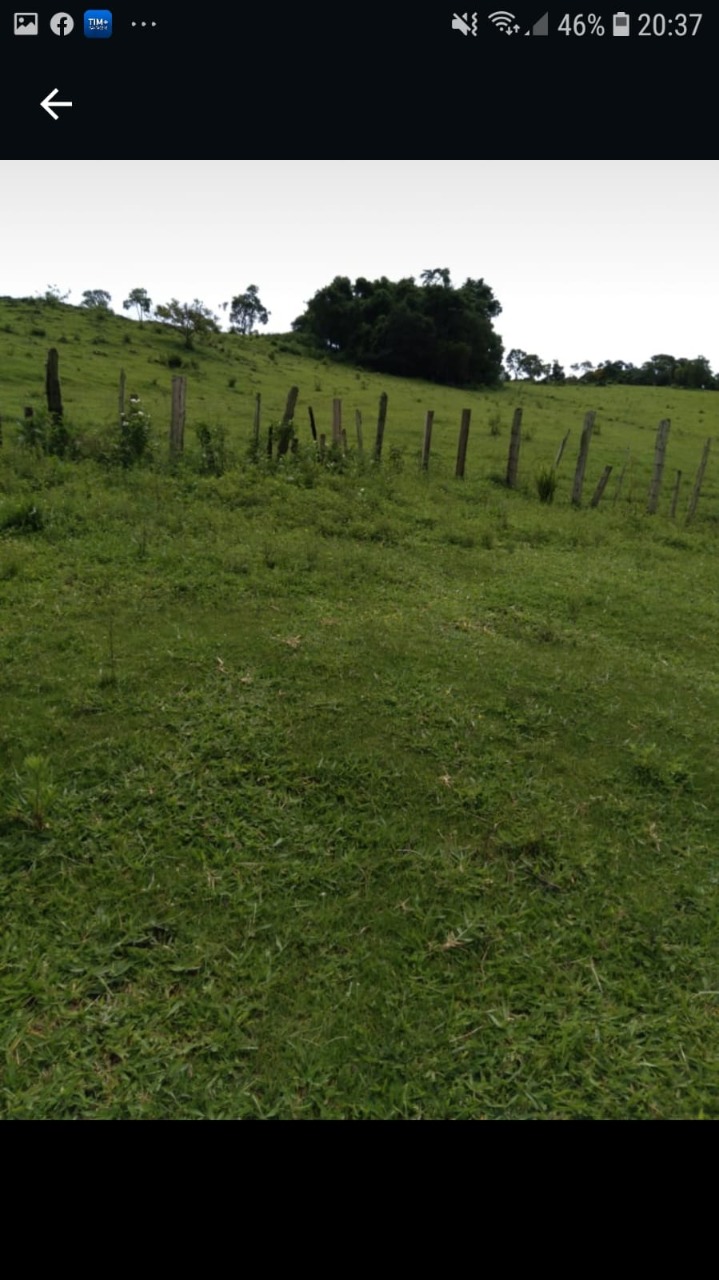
[35,282,719,391]
[506,349,717,389]
[74,285,271,348]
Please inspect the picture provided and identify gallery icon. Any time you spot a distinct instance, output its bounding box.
[14,12,39,34]
[83,9,112,37]
[50,12,75,34]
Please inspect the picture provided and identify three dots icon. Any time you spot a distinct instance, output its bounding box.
[131,20,158,26]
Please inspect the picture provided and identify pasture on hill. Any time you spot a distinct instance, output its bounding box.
[0,297,717,1118]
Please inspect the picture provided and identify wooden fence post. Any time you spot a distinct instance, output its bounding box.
[421,410,434,471]
[686,438,711,524]
[319,433,326,460]
[374,393,388,462]
[571,411,596,506]
[282,385,299,426]
[670,470,682,520]
[45,348,63,420]
[119,368,126,423]
[455,409,471,479]
[554,428,570,471]
[590,465,613,508]
[647,418,671,514]
[169,375,186,457]
[505,407,522,488]
[355,410,364,454]
[332,398,342,444]
[308,406,318,442]
[341,428,348,453]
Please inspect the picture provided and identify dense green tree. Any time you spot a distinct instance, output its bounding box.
[154,298,218,349]
[123,287,152,322]
[546,359,566,383]
[81,289,111,309]
[230,285,270,335]
[292,271,504,387]
[506,349,527,379]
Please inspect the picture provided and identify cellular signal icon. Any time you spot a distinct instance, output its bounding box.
[488,10,520,33]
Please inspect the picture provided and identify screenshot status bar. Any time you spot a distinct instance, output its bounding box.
[452,11,704,36]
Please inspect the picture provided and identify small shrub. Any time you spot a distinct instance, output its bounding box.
[117,395,152,467]
[1,502,44,533]
[488,412,502,437]
[47,415,72,458]
[536,465,557,504]
[167,355,183,369]
[11,754,56,831]
[30,326,46,338]
[197,423,227,476]
[228,377,237,389]
[17,409,47,451]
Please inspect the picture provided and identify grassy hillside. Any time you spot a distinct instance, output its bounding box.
[1,298,718,1118]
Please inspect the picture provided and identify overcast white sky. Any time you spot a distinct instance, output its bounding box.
[2,160,718,372]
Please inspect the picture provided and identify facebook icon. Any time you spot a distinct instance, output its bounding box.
[50,12,75,35]
[84,9,112,37]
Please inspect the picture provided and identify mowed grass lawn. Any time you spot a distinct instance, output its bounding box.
[0,299,718,1117]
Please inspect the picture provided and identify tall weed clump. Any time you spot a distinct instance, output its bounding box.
[117,395,152,467]
[536,465,558,504]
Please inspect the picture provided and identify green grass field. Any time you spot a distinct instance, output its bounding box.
[1,298,717,1118]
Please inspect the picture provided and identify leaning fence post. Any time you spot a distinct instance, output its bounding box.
[554,428,570,471]
[571,411,596,506]
[670,470,682,520]
[373,393,388,462]
[455,409,471,479]
[505,407,522,488]
[686,438,711,525]
[590,464,613,508]
[282,386,299,426]
[421,410,434,471]
[308,406,318,442]
[647,419,671,514]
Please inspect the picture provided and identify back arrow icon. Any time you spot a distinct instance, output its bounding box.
[41,89,73,120]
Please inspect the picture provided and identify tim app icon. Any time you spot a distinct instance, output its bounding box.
[84,9,112,37]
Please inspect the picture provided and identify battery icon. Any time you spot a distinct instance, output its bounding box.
[613,12,630,35]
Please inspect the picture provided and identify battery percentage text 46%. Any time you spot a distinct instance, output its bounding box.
[559,13,605,34]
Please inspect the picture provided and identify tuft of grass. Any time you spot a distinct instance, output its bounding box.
[536,465,558,504]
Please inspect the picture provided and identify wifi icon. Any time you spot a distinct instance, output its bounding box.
[488,10,519,33]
